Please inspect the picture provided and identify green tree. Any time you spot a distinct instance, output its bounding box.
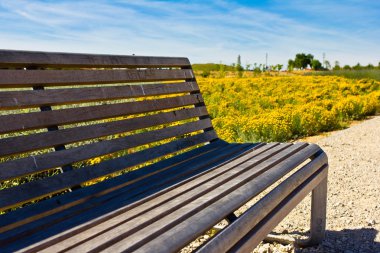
[333,61,341,70]
[293,53,313,69]
[343,65,351,70]
[366,64,374,69]
[353,63,362,70]
[311,59,323,70]
[274,64,283,72]
[287,59,294,71]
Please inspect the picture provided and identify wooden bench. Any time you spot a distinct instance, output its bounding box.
[0,50,328,253]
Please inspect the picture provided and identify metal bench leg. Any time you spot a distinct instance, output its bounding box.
[297,176,327,247]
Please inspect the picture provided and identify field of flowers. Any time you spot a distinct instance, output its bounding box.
[198,76,380,142]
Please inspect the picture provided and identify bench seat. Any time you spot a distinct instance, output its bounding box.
[0,50,328,253]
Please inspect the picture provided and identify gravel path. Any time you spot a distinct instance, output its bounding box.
[255,116,380,253]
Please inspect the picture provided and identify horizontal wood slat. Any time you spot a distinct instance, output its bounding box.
[64,143,308,252]
[0,107,208,157]
[0,118,213,183]
[125,144,321,253]
[0,69,194,88]
[0,82,199,109]
[0,94,203,134]
[198,152,328,253]
[0,130,217,212]
[0,49,191,68]
[28,144,277,252]
[0,140,229,236]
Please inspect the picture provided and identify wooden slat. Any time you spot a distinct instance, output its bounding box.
[0,138,228,235]
[61,143,307,252]
[0,69,194,88]
[0,94,203,134]
[0,125,215,210]
[198,153,328,253]
[105,144,321,253]
[0,142,256,250]
[0,107,208,157]
[0,49,191,68]
[27,143,277,252]
[0,118,213,183]
[228,167,328,253]
[1,143,258,252]
[0,81,199,109]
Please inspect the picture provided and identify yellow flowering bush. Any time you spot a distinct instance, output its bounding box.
[198,76,380,142]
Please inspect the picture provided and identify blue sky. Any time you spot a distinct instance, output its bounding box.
[1,0,379,66]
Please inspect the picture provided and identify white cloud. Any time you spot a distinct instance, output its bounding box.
[0,0,379,66]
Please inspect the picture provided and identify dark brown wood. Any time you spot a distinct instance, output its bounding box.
[0,129,215,211]
[0,94,203,134]
[75,143,310,252]
[0,69,194,88]
[0,142,255,251]
[0,49,190,68]
[0,107,208,157]
[0,82,199,109]
[0,119,213,184]
[198,152,328,253]
[126,144,323,253]
[0,138,227,235]
[0,51,328,253]
[23,143,277,252]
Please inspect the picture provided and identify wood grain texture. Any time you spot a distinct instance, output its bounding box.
[33,143,277,252]
[0,94,203,134]
[198,152,328,253]
[0,50,329,253]
[54,143,300,252]
[0,119,213,183]
[0,49,190,68]
[0,138,226,235]
[128,144,322,253]
[0,107,208,157]
[0,69,194,88]
[0,142,256,251]
[0,81,199,109]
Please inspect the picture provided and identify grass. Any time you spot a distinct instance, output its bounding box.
[306,69,380,81]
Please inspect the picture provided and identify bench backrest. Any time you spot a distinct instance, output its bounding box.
[0,50,218,212]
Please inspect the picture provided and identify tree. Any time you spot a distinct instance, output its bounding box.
[274,64,283,72]
[293,53,313,69]
[353,63,361,70]
[311,59,323,70]
[287,59,294,71]
[343,65,351,70]
[333,61,341,70]
[366,64,374,69]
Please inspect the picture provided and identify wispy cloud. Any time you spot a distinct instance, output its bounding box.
[0,0,379,66]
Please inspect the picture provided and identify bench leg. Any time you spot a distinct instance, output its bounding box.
[297,177,327,247]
